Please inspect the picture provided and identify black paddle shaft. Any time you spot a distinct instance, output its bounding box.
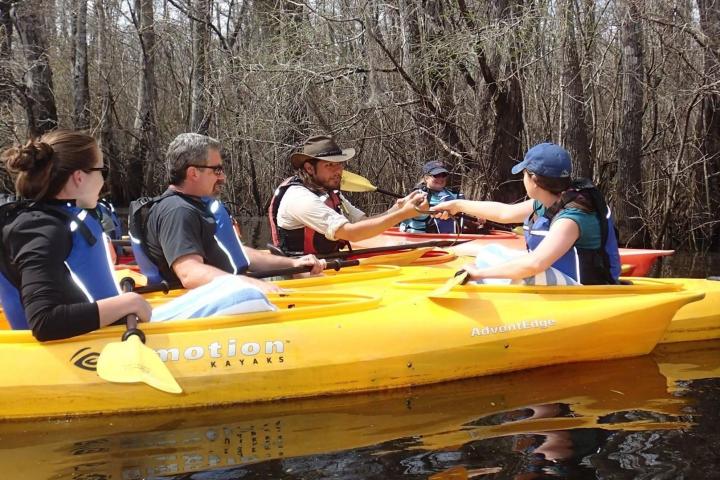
[316,239,469,260]
[125,258,361,295]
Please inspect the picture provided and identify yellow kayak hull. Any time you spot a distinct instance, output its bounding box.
[0,283,702,420]
[275,256,720,345]
[4,340,715,478]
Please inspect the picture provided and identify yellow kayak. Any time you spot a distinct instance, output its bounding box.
[270,253,720,345]
[1,340,715,477]
[0,278,702,420]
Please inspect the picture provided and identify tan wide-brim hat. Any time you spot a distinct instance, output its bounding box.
[290,135,356,169]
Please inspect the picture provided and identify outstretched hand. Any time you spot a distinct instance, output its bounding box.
[430,200,461,220]
[398,190,429,215]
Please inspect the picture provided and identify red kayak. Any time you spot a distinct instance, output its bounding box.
[617,248,675,276]
[353,227,525,249]
[115,228,675,277]
[353,228,674,277]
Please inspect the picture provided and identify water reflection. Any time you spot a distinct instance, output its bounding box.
[1,341,718,479]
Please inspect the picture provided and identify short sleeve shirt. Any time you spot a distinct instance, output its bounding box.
[533,200,602,250]
[145,190,236,283]
[276,186,366,241]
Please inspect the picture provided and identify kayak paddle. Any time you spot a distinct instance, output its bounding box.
[316,239,469,260]
[431,270,470,296]
[96,306,182,394]
[124,258,364,295]
[341,170,404,198]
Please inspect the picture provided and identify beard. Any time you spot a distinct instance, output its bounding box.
[320,174,342,191]
[212,180,225,196]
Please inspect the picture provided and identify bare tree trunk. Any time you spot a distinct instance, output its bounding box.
[128,0,160,198]
[462,0,525,203]
[71,0,89,129]
[0,0,11,109]
[615,0,646,246]
[95,0,124,203]
[0,0,14,190]
[561,0,592,179]
[190,0,211,134]
[696,0,720,248]
[13,0,58,136]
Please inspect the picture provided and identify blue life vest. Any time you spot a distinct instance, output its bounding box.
[129,191,250,284]
[523,181,620,285]
[0,202,121,329]
[400,187,463,234]
[96,199,123,240]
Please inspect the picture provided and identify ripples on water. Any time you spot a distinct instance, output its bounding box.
[2,218,718,479]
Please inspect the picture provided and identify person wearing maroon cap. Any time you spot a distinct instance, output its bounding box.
[399,160,470,234]
[269,135,428,255]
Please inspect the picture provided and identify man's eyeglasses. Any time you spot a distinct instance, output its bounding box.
[188,164,225,175]
[84,166,109,177]
[432,173,448,178]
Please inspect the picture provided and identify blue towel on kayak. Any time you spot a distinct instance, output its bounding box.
[472,243,579,286]
[151,275,276,322]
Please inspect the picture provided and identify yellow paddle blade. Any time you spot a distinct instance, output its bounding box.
[340,170,377,193]
[621,264,634,275]
[97,334,183,394]
[430,271,470,297]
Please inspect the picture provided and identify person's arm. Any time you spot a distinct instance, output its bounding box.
[334,191,429,242]
[433,199,534,224]
[96,293,152,326]
[245,248,325,275]
[463,218,579,280]
[172,254,283,293]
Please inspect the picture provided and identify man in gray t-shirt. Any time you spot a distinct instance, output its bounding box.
[144,133,324,290]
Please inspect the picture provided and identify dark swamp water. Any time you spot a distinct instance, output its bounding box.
[3,218,719,480]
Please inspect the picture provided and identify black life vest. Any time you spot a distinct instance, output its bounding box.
[268,176,350,255]
[129,190,250,284]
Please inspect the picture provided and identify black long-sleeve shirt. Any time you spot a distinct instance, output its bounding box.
[2,208,100,341]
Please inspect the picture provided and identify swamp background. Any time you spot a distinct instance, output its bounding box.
[1,0,720,250]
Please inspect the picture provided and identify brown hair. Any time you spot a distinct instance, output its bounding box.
[296,159,327,194]
[1,130,99,201]
[528,171,571,195]
[530,171,595,212]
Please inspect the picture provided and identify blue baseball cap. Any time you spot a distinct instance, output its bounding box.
[510,143,572,178]
[422,161,449,175]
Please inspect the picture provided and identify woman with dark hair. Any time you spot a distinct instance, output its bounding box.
[433,143,620,285]
[0,130,152,340]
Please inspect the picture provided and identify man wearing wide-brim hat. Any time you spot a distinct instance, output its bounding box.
[268,135,428,255]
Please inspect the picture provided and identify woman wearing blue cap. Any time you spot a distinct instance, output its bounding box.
[433,143,621,285]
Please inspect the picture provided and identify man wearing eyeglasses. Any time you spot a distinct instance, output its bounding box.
[137,133,324,292]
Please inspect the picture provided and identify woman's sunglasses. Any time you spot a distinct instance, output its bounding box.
[84,166,109,178]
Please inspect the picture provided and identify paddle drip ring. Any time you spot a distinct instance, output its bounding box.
[122,328,146,344]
